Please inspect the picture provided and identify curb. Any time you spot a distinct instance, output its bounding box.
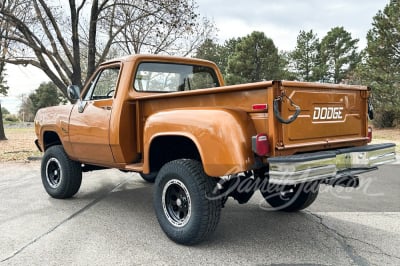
[394,155,400,165]
[27,156,42,161]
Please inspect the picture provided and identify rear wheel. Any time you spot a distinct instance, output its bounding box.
[41,145,82,199]
[260,182,319,212]
[153,159,221,245]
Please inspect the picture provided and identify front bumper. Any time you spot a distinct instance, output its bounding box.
[268,143,396,185]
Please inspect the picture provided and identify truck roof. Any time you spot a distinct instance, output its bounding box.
[100,54,217,67]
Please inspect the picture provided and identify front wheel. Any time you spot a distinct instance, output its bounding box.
[153,159,222,245]
[41,145,82,199]
[260,181,319,212]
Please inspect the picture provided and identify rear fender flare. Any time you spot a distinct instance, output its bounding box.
[143,108,256,176]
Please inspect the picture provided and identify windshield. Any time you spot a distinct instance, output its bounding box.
[133,62,220,92]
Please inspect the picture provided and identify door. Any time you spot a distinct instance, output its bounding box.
[68,65,121,164]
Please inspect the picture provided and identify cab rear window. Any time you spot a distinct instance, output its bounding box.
[133,62,219,92]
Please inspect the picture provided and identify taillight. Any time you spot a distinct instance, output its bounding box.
[252,104,268,111]
[367,126,372,143]
[252,133,270,156]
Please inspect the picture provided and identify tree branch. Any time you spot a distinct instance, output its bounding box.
[37,0,74,66]
[77,0,87,14]
[31,1,73,79]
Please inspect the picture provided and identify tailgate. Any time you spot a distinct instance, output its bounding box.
[275,81,370,153]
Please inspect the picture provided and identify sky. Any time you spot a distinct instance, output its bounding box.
[1,0,389,114]
[197,0,387,50]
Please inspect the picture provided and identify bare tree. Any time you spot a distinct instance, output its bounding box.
[0,0,14,140]
[0,0,216,96]
[114,0,215,56]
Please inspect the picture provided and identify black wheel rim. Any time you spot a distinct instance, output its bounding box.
[162,179,191,227]
[46,158,62,188]
[278,187,295,201]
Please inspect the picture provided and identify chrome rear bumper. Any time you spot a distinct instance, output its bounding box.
[268,143,396,185]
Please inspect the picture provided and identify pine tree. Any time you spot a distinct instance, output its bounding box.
[364,0,400,127]
[290,30,320,81]
[195,38,240,80]
[226,31,280,85]
[319,27,360,84]
[195,39,221,64]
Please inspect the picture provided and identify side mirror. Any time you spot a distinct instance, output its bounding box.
[67,85,81,101]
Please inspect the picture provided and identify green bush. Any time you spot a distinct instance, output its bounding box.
[372,110,397,128]
[4,114,19,122]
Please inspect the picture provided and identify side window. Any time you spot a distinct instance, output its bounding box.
[85,67,120,100]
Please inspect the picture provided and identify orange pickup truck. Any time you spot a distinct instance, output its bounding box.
[34,54,396,244]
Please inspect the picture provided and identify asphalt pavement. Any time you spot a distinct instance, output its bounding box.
[0,159,399,265]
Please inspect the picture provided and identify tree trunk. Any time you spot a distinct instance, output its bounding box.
[0,102,7,140]
[69,0,83,88]
[87,0,99,82]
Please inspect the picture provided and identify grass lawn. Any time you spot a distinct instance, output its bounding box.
[0,125,399,162]
[371,127,400,153]
[0,127,41,162]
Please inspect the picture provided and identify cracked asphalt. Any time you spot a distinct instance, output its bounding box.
[0,160,399,265]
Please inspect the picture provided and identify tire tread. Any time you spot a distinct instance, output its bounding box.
[154,159,221,245]
[41,145,82,199]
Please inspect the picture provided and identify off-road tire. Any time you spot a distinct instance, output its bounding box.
[41,145,82,199]
[139,172,157,183]
[260,181,319,212]
[153,159,222,245]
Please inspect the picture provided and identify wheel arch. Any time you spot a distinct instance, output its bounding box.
[42,130,62,151]
[147,134,202,174]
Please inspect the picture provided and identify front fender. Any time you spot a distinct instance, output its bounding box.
[143,108,257,176]
[34,105,73,153]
